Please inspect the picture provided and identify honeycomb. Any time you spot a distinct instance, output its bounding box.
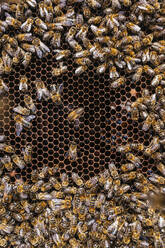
[0,43,156,183]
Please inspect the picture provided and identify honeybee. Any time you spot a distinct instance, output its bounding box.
[21,43,35,53]
[13,114,35,136]
[108,162,119,179]
[121,171,136,182]
[1,51,12,74]
[60,173,69,188]
[16,33,33,42]
[144,136,160,156]
[35,80,50,101]
[53,49,71,60]
[111,77,125,88]
[131,107,139,121]
[82,4,91,19]
[126,153,141,167]
[88,16,102,24]
[50,32,61,48]
[68,107,84,128]
[109,66,119,79]
[151,74,163,87]
[22,145,31,163]
[85,176,98,188]
[0,155,13,171]
[26,0,37,8]
[21,52,31,68]
[75,65,87,75]
[132,66,143,81]
[130,143,144,152]
[72,173,84,187]
[49,83,63,105]
[153,232,164,248]
[13,105,30,116]
[117,144,131,153]
[0,237,7,247]
[0,143,14,153]
[19,76,28,92]
[66,27,77,42]
[5,15,21,29]
[75,24,88,40]
[32,38,50,59]
[157,163,165,176]
[35,17,47,30]
[0,223,14,234]
[75,58,91,66]
[52,62,67,76]
[24,95,36,113]
[126,22,141,33]
[11,154,25,169]
[21,18,33,32]
[121,163,135,172]
[68,39,83,52]
[142,114,153,131]
[43,30,54,42]
[66,142,78,160]
[90,25,107,36]
[0,78,8,95]
[149,173,165,185]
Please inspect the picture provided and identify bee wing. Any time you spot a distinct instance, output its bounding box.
[26,0,37,8]
[15,122,23,136]
[35,46,43,59]
[19,82,28,91]
[25,115,35,122]
[0,135,6,142]
[57,83,63,94]
[74,119,79,130]
[50,84,56,93]
[2,82,9,92]
[40,41,50,53]
[37,88,43,100]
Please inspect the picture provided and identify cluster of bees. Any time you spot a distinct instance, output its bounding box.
[0,163,163,247]
[0,0,164,247]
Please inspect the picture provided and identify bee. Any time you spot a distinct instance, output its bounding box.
[111,77,125,88]
[117,144,131,153]
[11,154,25,169]
[0,155,13,171]
[35,80,50,101]
[53,49,71,61]
[72,173,84,187]
[144,136,160,156]
[130,143,144,152]
[132,66,143,81]
[50,32,61,48]
[0,223,13,234]
[24,95,36,113]
[88,16,102,24]
[149,173,165,185]
[22,145,31,163]
[43,30,54,42]
[68,39,83,52]
[142,33,153,46]
[157,163,165,176]
[26,0,37,8]
[85,176,98,189]
[0,78,8,95]
[126,153,141,167]
[19,76,28,92]
[21,18,33,32]
[126,22,141,33]
[142,114,153,131]
[49,83,63,105]
[0,135,6,143]
[1,51,12,74]
[22,52,31,68]
[68,107,84,128]
[154,232,164,248]
[121,171,136,182]
[21,43,35,53]
[90,25,107,36]
[121,163,135,172]
[66,142,78,160]
[76,24,89,40]
[60,173,69,188]
[52,62,67,77]
[109,66,119,79]
[75,65,87,75]
[0,143,14,153]
[5,15,21,29]
[32,38,50,59]
[16,33,33,42]
[13,105,30,116]
[13,114,35,136]
[66,27,77,42]
[82,4,91,19]
[0,237,7,247]
[151,74,163,87]
[74,50,90,59]
[75,58,91,66]
[108,162,119,179]
[35,17,47,30]
[131,107,139,121]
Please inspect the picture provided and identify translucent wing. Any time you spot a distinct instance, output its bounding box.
[15,122,23,136]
